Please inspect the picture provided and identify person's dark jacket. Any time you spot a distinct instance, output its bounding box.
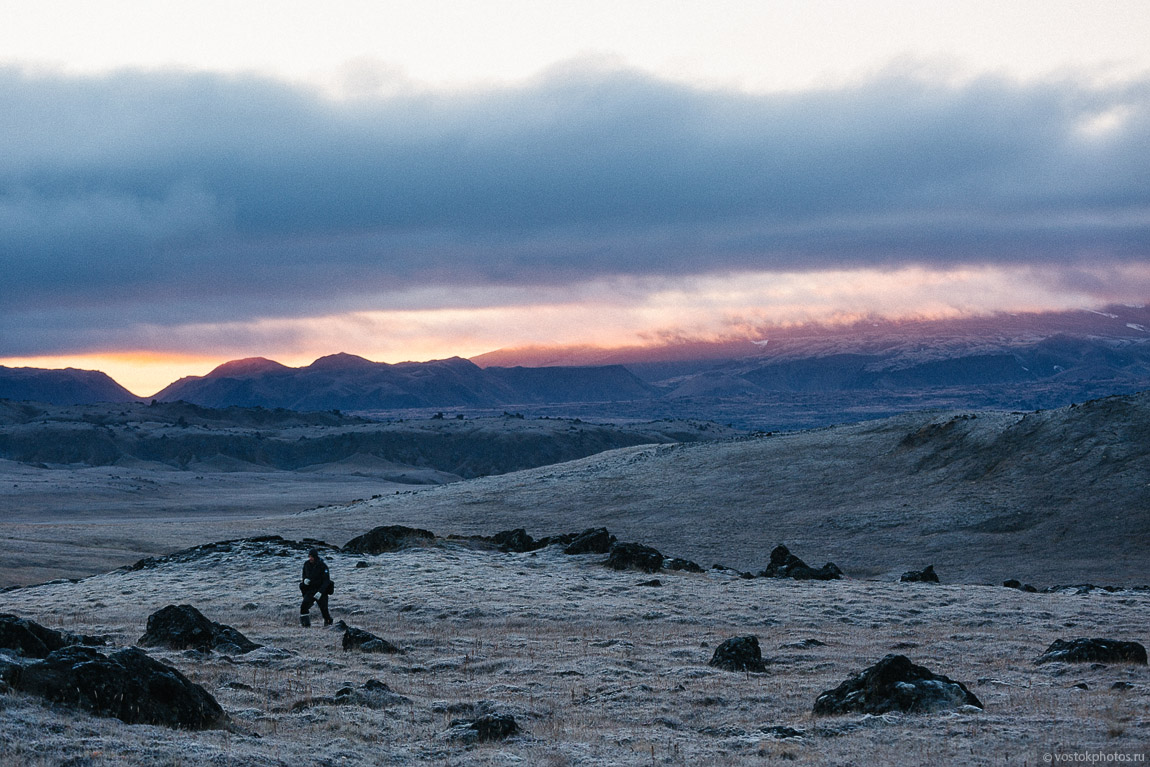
[301,557,333,596]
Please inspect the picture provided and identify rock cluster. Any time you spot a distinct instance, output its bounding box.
[343,525,435,555]
[0,614,229,730]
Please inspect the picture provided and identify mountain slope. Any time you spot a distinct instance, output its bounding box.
[294,390,1150,585]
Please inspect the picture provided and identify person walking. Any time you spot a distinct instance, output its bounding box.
[299,548,334,627]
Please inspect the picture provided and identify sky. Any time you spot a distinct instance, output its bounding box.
[2,1,1149,395]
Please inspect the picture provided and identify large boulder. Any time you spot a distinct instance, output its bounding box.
[760,544,843,581]
[342,625,402,654]
[343,525,435,555]
[1034,638,1148,665]
[138,605,261,654]
[607,542,664,573]
[564,527,614,555]
[492,528,541,553]
[900,565,940,583]
[0,613,105,659]
[813,654,982,715]
[7,645,229,729]
[445,713,520,743]
[709,636,767,672]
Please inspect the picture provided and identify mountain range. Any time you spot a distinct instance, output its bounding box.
[3,305,1148,429]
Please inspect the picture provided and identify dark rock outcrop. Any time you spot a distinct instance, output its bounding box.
[0,613,105,658]
[665,557,705,573]
[1034,638,1148,665]
[709,635,767,673]
[446,713,520,743]
[343,525,435,555]
[5,645,229,729]
[138,605,261,654]
[492,528,542,553]
[342,625,402,654]
[607,542,664,573]
[760,545,843,581]
[564,527,614,555]
[292,679,411,711]
[813,654,982,715]
[1003,579,1039,592]
[900,565,939,583]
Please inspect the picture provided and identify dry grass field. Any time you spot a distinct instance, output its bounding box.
[1,392,1147,764]
[0,538,1147,766]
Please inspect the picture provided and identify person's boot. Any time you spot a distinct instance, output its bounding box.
[300,613,311,627]
[323,617,333,627]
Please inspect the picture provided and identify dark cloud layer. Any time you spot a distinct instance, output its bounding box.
[2,64,1148,354]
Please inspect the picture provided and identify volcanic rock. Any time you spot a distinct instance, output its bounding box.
[607,542,664,573]
[760,544,843,581]
[813,654,982,715]
[1034,638,1148,665]
[343,525,435,555]
[709,635,768,672]
[1003,579,1039,592]
[492,528,541,553]
[342,625,402,654]
[0,613,105,658]
[138,605,261,654]
[900,565,940,583]
[7,645,229,729]
[564,527,614,555]
[446,713,520,743]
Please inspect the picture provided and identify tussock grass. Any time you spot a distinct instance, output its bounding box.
[1,541,1147,766]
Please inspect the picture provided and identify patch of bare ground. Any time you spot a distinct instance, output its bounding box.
[1,541,1147,766]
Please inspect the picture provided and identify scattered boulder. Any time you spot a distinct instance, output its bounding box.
[900,565,939,583]
[293,679,411,711]
[342,625,402,654]
[637,579,663,587]
[1034,638,1148,665]
[564,527,615,555]
[343,525,435,555]
[6,645,229,729]
[1003,579,1038,593]
[665,557,704,573]
[709,635,767,672]
[607,542,664,573]
[0,613,105,659]
[760,545,843,581]
[446,713,520,743]
[492,528,542,553]
[813,654,982,715]
[138,605,260,654]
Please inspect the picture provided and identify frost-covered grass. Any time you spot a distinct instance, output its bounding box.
[2,539,1148,766]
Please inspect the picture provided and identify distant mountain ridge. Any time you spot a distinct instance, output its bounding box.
[154,355,656,411]
[4,306,1148,425]
[0,366,139,406]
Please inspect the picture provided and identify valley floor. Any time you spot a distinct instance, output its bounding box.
[1,539,1146,766]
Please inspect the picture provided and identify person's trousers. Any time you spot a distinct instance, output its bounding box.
[301,591,332,623]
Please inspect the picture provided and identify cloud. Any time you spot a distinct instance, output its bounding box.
[1,62,1148,354]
